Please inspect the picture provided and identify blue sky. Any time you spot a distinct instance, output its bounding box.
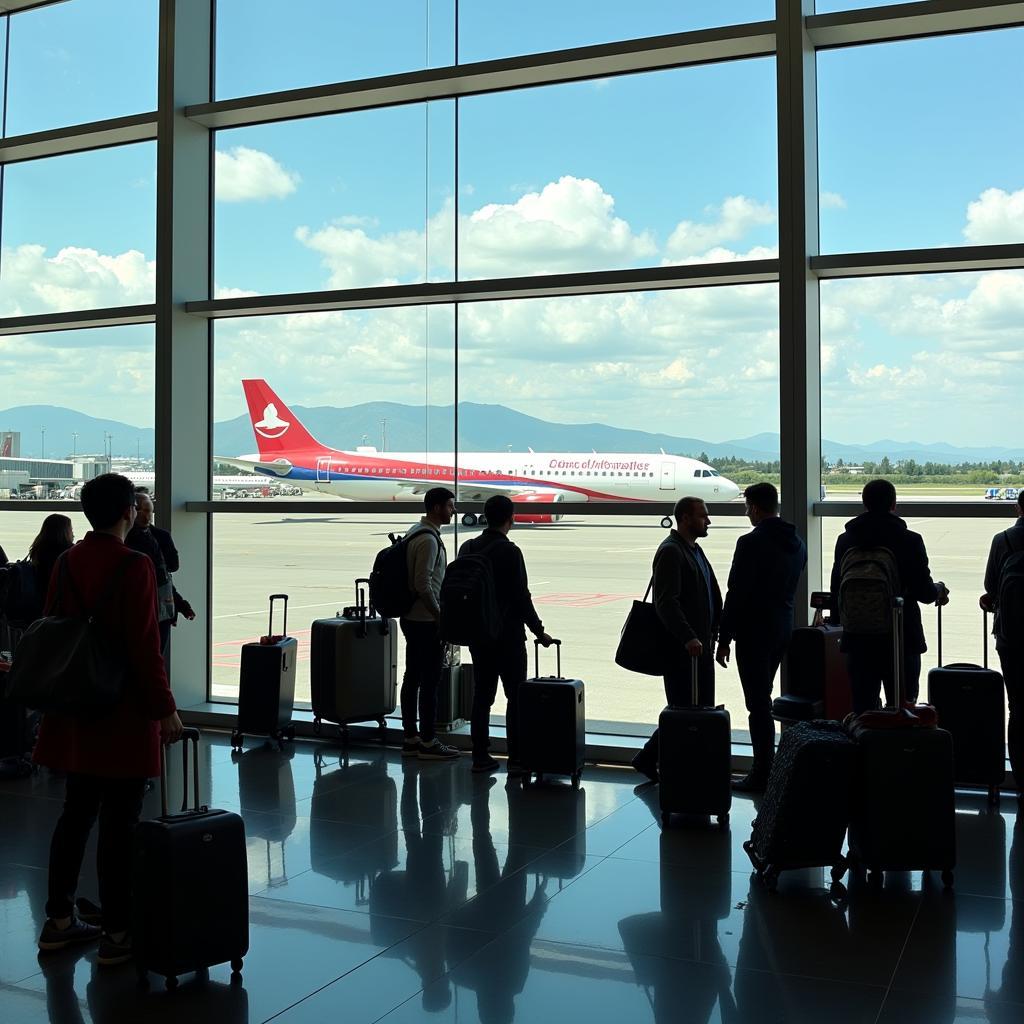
[0,1,1022,452]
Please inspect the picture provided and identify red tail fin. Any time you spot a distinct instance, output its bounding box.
[1,435,11,458]
[242,380,326,458]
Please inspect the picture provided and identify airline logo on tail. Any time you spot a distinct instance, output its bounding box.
[253,404,290,440]
[1,435,10,458]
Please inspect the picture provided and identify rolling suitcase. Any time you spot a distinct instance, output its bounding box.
[847,599,956,887]
[744,720,856,891]
[435,645,471,732]
[658,654,731,827]
[927,606,1005,804]
[310,578,397,741]
[519,640,585,788]
[133,728,249,988]
[232,594,296,749]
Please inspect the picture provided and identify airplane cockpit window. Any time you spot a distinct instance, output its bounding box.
[693,470,702,478]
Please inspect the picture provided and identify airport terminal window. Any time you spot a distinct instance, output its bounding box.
[457,0,773,63]
[0,325,154,497]
[3,0,157,137]
[214,0,456,100]
[458,58,777,280]
[0,142,157,316]
[819,271,1024,506]
[213,102,454,296]
[817,28,1024,254]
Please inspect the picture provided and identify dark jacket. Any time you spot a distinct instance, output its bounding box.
[983,518,1024,646]
[718,517,807,650]
[830,511,940,654]
[33,532,176,779]
[150,525,180,573]
[652,531,723,651]
[458,529,544,644]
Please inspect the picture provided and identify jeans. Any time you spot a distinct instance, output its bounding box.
[468,641,528,762]
[998,644,1024,787]
[400,619,444,743]
[639,653,716,765]
[845,639,922,714]
[735,641,785,775]
[46,773,146,933]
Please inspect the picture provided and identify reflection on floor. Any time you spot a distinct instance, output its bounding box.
[1,733,1022,1023]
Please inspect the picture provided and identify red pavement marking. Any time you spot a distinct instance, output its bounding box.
[532,593,630,608]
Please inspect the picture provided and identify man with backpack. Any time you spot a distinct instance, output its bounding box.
[399,487,460,760]
[446,495,554,774]
[829,479,948,714]
[981,492,1024,791]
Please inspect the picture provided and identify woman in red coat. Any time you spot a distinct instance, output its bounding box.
[34,474,182,966]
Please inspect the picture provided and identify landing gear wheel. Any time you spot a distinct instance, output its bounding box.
[717,813,729,828]
[462,513,477,527]
[660,516,672,529]
[165,975,178,991]
[942,869,954,889]
[230,731,243,750]
[230,957,244,974]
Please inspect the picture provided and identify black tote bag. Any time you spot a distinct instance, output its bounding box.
[615,577,667,676]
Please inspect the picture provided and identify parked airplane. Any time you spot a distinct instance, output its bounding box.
[217,379,742,524]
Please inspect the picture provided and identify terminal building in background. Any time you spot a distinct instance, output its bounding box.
[0,432,109,498]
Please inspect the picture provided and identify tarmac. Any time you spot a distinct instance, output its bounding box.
[3,501,1018,733]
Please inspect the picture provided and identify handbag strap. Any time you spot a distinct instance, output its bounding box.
[642,576,654,602]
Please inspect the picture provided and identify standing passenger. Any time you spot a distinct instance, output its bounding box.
[632,496,722,783]
[457,495,554,774]
[981,491,1024,793]
[401,487,461,760]
[716,483,807,792]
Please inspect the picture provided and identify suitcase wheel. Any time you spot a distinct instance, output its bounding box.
[941,869,954,889]
[716,813,729,829]
[231,957,244,974]
[165,975,178,991]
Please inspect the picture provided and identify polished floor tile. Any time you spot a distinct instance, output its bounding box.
[2,731,1023,1024]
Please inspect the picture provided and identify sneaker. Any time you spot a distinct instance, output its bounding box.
[401,735,421,758]
[38,915,101,952]
[97,931,133,966]
[472,756,500,774]
[417,739,461,761]
[75,898,103,926]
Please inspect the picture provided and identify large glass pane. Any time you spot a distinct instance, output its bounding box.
[459,0,773,63]
[5,0,158,136]
[214,103,454,295]
[820,271,1024,503]
[459,60,777,279]
[215,0,455,99]
[0,143,156,315]
[818,29,1024,253]
[0,325,155,498]
[212,306,455,494]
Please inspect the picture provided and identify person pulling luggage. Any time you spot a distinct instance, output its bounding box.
[716,483,807,792]
[981,490,1024,792]
[400,487,461,760]
[632,496,722,783]
[451,495,555,775]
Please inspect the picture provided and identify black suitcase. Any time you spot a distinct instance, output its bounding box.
[776,596,852,723]
[744,720,856,891]
[658,655,731,827]
[232,594,297,749]
[310,579,397,741]
[519,640,585,788]
[927,607,1005,804]
[847,600,956,887]
[133,729,249,988]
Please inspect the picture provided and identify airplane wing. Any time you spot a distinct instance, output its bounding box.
[215,455,294,477]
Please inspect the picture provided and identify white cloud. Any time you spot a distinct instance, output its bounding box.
[963,187,1024,245]
[0,244,155,317]
[294,223,426,289]
[820,191,847,210]
[215,146,300,203]
[665,196,776,260]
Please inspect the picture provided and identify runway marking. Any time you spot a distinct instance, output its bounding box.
[532,592,630,608]
[213,601,340,620]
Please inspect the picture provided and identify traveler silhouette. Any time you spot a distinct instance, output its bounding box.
[717,483,807,791]
[4,514,74,628]
[829,479,948,713]
[633,496,722,782]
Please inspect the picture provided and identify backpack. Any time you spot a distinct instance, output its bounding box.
[368,525,441,620]
[0,561,40,627]
[837,546,901,636]
[438,538,503,646]
[995,530,1024,648]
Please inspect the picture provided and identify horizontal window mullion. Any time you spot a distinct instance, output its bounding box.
[815,502,1018,519]
[0,112,159,165]
[0,305,157,336]
[812,243,1024,279]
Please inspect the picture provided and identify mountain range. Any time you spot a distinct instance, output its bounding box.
[2,402,1022,466]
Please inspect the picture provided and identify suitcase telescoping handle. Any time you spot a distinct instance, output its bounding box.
[935,597,988,669]
[159,727,202,818]
[268,594,288,639]
[534,637,562,679]
[892,597,905,708]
